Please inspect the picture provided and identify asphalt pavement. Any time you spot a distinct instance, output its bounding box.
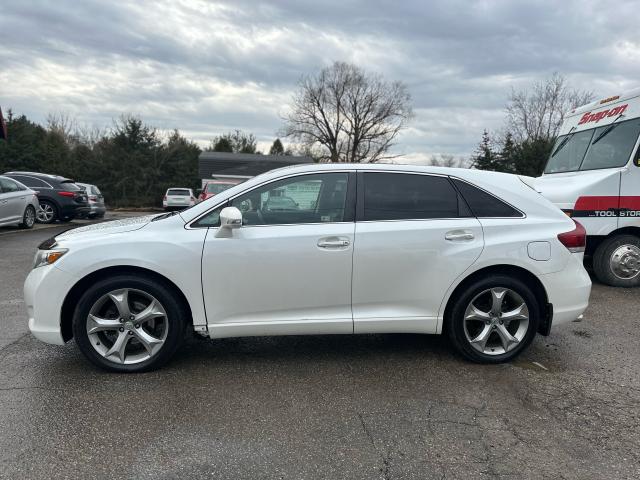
[0,222,639,479]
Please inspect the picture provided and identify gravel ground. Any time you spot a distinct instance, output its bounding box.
[0,222,638,479]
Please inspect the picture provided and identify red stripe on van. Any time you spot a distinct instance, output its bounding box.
[574,196,640,211]
[574,196,620,211]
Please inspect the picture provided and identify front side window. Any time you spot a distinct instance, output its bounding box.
[195,173,350,227]
[362,173,460,221]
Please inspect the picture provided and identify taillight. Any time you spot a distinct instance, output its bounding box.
[163,195,167,201]
[89,195,98,201]
[558,220,586,253]
[57,191,75,197]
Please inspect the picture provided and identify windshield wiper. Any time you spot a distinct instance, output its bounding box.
[551,126,577,158]
[151,211,179,222]
[591,114,625,145]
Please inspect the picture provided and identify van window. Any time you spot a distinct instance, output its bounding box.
[362,173,460,221]
[545,118,640,173]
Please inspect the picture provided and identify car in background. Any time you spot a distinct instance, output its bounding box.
[0,175,38,229]
[25,164,591,372]
[2,172,89,224]
[163,188,196,211]
[77,183,106,219]
[198,179,244,202]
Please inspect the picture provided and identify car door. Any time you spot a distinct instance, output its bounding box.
[199,171,356,337]
[352,171,484,334]
[0,177,26,224]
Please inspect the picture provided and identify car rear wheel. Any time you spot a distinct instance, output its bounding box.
[19,205,36,229]
[72,275,187,372]
[36,201,57,224]
[593,234,640,287]
[447,275,539,363]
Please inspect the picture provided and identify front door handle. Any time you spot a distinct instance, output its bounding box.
[445,230,475,241]
[317,237,350,249]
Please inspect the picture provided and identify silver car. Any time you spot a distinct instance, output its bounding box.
[0,175,38,228]
[77,182,106,218]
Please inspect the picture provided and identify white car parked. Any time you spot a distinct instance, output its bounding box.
[0,175,38,229]
[163,188,195,211]
[25,164,591,372]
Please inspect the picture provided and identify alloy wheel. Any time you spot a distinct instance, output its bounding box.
[37,203,54,223]
[86,288,169,365]
[24,207,36,227]
[609,244,640,280]
[463,287,530,356]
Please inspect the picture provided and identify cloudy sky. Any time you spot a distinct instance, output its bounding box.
[1,0,639,162]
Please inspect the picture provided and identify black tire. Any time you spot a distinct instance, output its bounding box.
[447,275,540,364]
[593,234,640,287]
[19,205,36,229]
[37,200,58,224]
[72,275,187,373]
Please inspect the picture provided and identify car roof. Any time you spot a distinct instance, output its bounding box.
[4,171,75,182]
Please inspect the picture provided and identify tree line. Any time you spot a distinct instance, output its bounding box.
[0,62,592,207]
[0,113,291,207]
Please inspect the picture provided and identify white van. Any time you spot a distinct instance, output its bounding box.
[536,88,640,287]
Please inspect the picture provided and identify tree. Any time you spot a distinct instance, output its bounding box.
[269,138,285,155]
[471,130,509,172]
[506,73,593,142]
[207,130,258,154]
[282,61,413,163]
[428,153,468,168]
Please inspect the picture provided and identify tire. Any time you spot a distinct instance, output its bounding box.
[36,200,58,224]
[593,234,640,287]
[72,275,187,373]
[19,205,36,229]
[447,275,540,363]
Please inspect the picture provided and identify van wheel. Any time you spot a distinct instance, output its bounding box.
[72,275,187,372]
[593,235,640,287]
[447,275,539,363]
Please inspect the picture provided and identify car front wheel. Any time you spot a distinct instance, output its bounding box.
[72,275,187,372]
[447,275,539,363]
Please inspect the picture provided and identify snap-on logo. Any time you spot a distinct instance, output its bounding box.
[578,104,628,125]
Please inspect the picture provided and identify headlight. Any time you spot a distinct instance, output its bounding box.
[33,249,68,269]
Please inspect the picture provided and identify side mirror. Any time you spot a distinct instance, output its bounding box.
[215,206,242,238]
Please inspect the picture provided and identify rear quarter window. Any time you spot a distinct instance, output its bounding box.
[452,178,523,218]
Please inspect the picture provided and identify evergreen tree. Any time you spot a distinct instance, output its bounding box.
[472,131,499,171]
[269,138,285,155]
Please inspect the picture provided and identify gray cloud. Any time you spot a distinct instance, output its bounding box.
[1,0,639,161]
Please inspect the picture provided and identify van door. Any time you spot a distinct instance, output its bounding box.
[618,136,640,229]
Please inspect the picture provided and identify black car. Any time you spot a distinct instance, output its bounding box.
[2,172,89,223]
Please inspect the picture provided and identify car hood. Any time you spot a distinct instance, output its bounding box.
[534,169,622,209]
[55,215,158,241]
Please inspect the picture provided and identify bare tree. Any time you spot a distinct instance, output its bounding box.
[506,73,593,142]
[427,153,469,168]
[282,62,413,163]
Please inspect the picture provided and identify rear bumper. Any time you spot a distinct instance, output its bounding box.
[540,253,592,328]
[59,203,90,219]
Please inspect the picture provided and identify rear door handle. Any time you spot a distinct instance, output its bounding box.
[445,230,475,241]
[317,237,350,249]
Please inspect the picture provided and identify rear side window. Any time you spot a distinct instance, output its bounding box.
[452,179,522,218]
[11,176,50,189]
[361,173,463,221]
[167,189,191,196]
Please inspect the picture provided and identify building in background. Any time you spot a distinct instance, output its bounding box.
[198,152,313,187]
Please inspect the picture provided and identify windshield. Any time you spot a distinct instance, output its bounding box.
[205,183,236,194]
[544,118,640,173]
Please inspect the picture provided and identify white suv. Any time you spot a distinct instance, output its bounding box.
[162,188,195,211]
[24,164,591,372]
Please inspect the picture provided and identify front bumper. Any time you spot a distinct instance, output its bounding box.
[540,253,592,328]
[24,264,76,345]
